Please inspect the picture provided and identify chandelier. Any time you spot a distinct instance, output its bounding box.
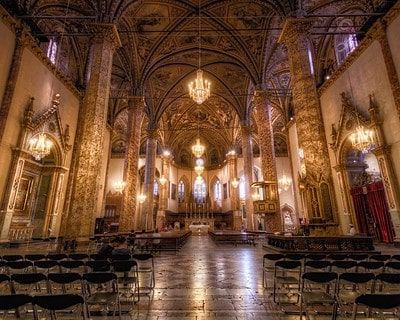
[194,164,204,176]
[113,180,126,193]
[350,125,375,153]
[137,193,147,204]
[29,133,52,161]
[189,69,211,105]
[159,175,167,186]
[191,138,205,158]
[231,178,239,189]
[278,174,292,191]
[188,0,211,105]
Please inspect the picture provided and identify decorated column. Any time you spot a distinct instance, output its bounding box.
[253,90,282,232]
[279,18,335,223]
[226,151,241,230]
[142,129,157,231]
[156,152,172,229]
[241,124,255,230]
[65,24,121,239]
[119,97,145,232]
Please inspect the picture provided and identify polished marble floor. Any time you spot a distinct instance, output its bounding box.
[2,235,398,319]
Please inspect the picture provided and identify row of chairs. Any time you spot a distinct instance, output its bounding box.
[298,272,400,319]
[0,253,155,289]
[264,253,400,262]
[0,293,86,319]
[0,272,124,319]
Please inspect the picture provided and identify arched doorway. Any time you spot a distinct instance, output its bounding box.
[343,147,395,243]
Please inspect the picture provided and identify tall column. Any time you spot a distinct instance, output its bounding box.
[226,151,241,230]
[65,24,121,239]
[142,129,157,231]
[119,97,145,232]
[253,91,283,232]
[156,152,172,230]
[0,26,27,142]
[279,18,335,222]
[241,124,255,230]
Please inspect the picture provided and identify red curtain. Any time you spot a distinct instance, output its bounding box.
[366,181,395,243]
[350,187,370,235]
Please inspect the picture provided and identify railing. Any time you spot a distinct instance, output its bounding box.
[8,225,34,241]
[267,234,375,253]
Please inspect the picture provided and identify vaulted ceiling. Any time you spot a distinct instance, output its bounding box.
[1,0,388,166]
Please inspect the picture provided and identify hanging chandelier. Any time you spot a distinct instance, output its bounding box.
[278,174,292,191]
[189,69,211,105]
[113,180,126,193]
[350,125,375,153]
[231,178,239,189]
[159,175,167,186]
[29,133,52,161]
[191,138,205,158]
[188,0,211,105]
[194,164,204,176]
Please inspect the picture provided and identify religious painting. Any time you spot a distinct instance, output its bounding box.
[171,183,177,200]
[223,183,228,199]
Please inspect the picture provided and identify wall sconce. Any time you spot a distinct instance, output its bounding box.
[251,192,260,201]
[231,178,239,189]
[159,175,167,186]
[137,193,147,204]
[113,180,126,193]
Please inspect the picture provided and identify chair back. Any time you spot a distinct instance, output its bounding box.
[330,260,357,271]
[68,253,89,261]
[285,254,304,261]
[355,293,400,309]
[305,254,326,261]
[112,260,137,273]
[2,255,23,262]
[385,262,400,271]
[305,260,331,271]
[358,261,385,271]
[328,254,347,261]
[339,272,375,284]
[302,271,337,284]
[370,254,391,262]
[347,254,368,261]
[0,294,32,310]
[33,294,84,310]
[85,260,111,272]
[25,254,46,262]
[46,254,67,261]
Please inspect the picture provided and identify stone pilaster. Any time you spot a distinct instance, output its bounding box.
[226,152,241,230]
[279,18,335,221]
[241,124,255,230]
[253,91,282,232]
[142,129,158,231]
[119,97,145,232]
[65,24,121,239]
[0,27,28,143]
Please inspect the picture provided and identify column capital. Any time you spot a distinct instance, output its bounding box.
[146,128,158,139]
[278,17,314,45]
[128,96,146,111]
[89,23,122,49]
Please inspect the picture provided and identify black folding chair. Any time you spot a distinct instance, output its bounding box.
[262,254,284,289]
[384,261,400,273]
[352,294,400,319]
[305,254,326,261]
[33,294,86,319]
[2,255,23,262]
[348,254,368,262]
[375,273,400,294]
[0,294,32,319]
[132,254,155,290]
[337,272,375,310]
[300,272,338,320]
[85,260,111,272]
[273,260,302,303]
[48,273,83,295]
[304,260,331,272]
[370,255,391,262]
[46,254,68,261]
[330,261,357,273]
[328,254,348,261]
[357,261,385,274]
[11,273,48,294]
[68,254,89,261]
[6,260,34,274]
[59,260,85,273]
[25,254,46,262]
[34,260,60,274]
[112,260,139,303]
[82,272,121,319]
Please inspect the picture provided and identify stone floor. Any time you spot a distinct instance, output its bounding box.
[1,235,399,319]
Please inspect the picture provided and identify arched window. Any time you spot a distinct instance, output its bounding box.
[47,38,58,64]
[153,180,159,196]
[335,19,358,65]
[178,180,185,203]
[194,176,206,203]
[214,180,222,202]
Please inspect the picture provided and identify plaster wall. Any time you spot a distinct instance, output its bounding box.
[0,45,80,232]
[320,40,400,233]
[0,21,15,106]
[387,14,400,81]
